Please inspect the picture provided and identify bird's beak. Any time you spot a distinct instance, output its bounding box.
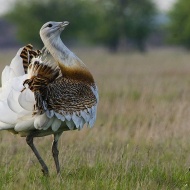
[59,21,69,28]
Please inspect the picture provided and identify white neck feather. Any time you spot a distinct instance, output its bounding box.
[43,36,84,68]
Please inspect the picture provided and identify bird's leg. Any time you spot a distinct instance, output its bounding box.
[52,140,60,174]
[52,132,63,174]
[26,134,49,176]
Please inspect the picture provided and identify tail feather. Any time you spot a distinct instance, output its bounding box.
[20,44,41,74]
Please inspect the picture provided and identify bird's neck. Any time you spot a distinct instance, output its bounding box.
[45,36,82,67]
[43,36,95,84]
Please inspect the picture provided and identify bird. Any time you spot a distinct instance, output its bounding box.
[0,21,98,176]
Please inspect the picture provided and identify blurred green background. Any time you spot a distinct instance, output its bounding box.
[0,0,187,52]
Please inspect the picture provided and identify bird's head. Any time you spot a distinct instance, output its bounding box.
[40,21,69,42]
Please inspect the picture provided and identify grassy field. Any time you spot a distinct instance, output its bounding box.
[1,48,190,189]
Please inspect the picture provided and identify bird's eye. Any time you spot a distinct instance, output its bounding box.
[47,24,52,28]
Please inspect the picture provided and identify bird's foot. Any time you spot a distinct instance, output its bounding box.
[57,172,64,182]
[42,168,49,176]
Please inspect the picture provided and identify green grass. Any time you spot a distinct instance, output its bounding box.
[1,47,190,189]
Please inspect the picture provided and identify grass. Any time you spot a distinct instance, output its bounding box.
[1,47,190,189]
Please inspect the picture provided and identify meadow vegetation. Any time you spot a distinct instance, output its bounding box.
[0,48,190,189]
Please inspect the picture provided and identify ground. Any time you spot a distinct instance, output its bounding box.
[0,47,190,189]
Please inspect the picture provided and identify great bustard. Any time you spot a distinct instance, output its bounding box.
[0,21,98,175]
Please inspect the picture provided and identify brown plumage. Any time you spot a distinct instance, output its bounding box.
[58,62,95,85]
[20,44,41,73]
[44,77,97,113]
[23,60,97,116]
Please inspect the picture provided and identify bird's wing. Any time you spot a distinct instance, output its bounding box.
[0,44,98,132]
[45,77,98,128]
[26,59,98,130]
[47,77,97,112]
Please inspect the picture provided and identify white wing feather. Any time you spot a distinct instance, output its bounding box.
[0,47,33,130]
[0,101,17,124]
[0,121,14,130]
[15,118,35,132]
[18,88,35,111]
[9,48,25,77]
[34,113,49,130]
[7,89,24,113]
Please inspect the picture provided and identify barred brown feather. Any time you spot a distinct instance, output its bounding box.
[20,44,41,73]
[23,61,60,113]
[45,77,97,114]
